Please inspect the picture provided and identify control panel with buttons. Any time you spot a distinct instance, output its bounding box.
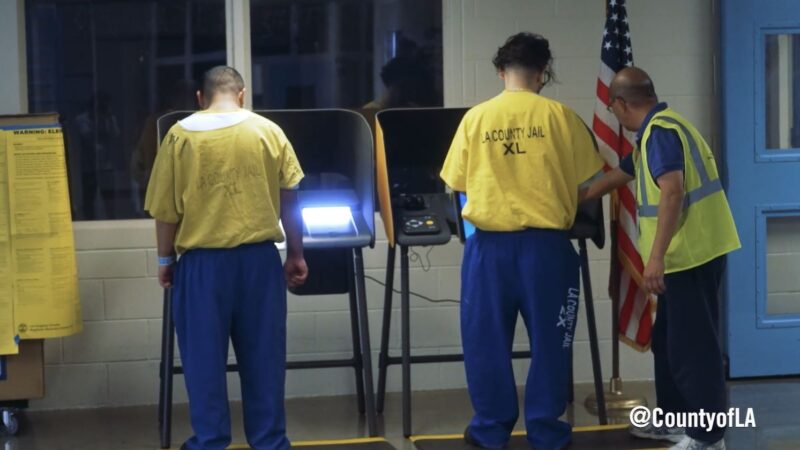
[401,215,441,235]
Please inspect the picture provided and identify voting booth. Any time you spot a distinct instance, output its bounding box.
[155,109,377,448]
[374,107,609,437]
[376,108,465,247]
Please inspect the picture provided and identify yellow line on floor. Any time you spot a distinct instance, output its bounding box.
[572,423,630,432]
[294,437,389,446]
[410,423,631,442]
[409,434,462,442]
[165,437,388,449]
[163,446,252,450]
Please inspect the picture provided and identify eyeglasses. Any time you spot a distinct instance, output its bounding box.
[541,71,552,88]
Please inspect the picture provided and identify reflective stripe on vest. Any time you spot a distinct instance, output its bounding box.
[636,117,724,217]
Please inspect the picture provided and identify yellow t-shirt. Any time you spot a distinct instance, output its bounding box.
[440,91,603,231]
[144,109,304,254]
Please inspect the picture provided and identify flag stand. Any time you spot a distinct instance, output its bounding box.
[585,214,647,417]
[584,307,648,416]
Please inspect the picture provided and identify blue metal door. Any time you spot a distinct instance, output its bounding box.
[723,0,800,377]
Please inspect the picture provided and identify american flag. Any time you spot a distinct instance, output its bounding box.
[592,0,653,350]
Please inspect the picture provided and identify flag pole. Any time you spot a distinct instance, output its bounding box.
[584,0,649,416]
[584,194,648,417]
[586,0,649,407]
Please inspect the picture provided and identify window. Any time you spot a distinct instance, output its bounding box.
[249,0,443,110]
[26,0,227,220]
[766,216,800,316]
[765,33,800,150]
[25,0,443,221]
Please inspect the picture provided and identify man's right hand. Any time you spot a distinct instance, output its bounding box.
[158,264,174,288]
[284,255,308,289]
[580,167,634,203]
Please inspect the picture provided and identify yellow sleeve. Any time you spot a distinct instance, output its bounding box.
[144,132,181,223]
[278,130,304,189]
[440,117,469,192]
[568,112,605,184]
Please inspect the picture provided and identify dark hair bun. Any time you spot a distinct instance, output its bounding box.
[492,32,553,73]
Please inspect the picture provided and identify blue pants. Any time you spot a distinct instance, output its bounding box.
[653,257,727,443]
[461,229,579,450]
[173,241,289,450]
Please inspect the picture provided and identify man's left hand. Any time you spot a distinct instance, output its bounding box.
[643,257,666,295]
[284,255,309,289]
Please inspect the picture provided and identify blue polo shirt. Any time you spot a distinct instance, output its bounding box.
[618,102,684,184]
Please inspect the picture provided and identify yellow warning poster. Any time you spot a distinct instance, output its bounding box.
[0,132,16,355]
[0,117,82,354]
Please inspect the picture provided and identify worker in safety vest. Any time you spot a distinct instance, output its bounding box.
[582,66,740,450]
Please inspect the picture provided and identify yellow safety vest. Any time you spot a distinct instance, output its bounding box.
[635,108,741,273]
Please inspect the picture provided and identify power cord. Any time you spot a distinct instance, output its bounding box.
[408,246,434,272]
[364,275,460,304]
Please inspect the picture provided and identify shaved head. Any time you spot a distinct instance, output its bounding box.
[202,65,244,99]
[609,67,657,107]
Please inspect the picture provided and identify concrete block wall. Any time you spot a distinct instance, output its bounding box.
[26,0,718,410]
[33,211,629,410]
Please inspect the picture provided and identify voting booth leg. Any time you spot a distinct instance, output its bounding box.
[579,239,608,424]
[352,248,378,436]
[568,349,574,404]
[158,288,175,449]
[376,244,397,414]
[347,257,367,416]
[400,245,412,438]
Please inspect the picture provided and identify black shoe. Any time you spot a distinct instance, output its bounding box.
[464,427,483,448]
[464,427,507,449]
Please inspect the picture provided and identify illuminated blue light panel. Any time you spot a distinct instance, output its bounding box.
[302,206,356,235]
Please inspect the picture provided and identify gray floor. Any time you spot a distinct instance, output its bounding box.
[2,379,798,449]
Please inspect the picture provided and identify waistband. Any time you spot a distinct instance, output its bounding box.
[181,240,276,257]
[473,227,569,238]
